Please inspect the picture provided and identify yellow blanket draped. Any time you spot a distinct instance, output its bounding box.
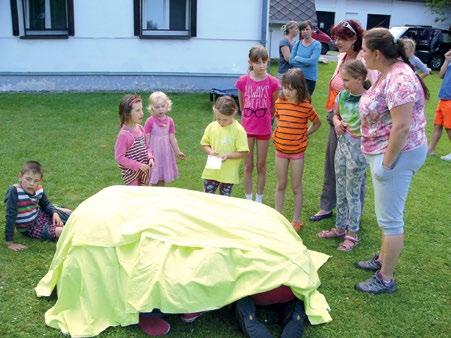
[35,186,331,337]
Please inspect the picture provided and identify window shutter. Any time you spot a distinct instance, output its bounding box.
[134,0,140,36]
[67,0,75,35]
[190,0,197,37]
[10,0,19,36]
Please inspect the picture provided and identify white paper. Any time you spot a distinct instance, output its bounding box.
[205,155,222,170]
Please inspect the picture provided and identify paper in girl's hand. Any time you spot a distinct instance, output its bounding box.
[205,155,222,170]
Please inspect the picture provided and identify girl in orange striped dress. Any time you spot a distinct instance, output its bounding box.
[273,69,321,231]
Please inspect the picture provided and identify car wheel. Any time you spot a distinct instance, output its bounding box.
[320,43,329,55]
[428,54,444,71]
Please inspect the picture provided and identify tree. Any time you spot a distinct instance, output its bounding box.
[425,0,449,23]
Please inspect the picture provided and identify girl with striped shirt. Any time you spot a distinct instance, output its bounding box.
[115,95,154,186]
[273,69,321,231]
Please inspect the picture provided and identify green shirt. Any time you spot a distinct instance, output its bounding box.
[200,120,249,184]
[336,90,362,137]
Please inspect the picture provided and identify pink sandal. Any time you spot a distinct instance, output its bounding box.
[337,235,359,252]
[317,228,345,239]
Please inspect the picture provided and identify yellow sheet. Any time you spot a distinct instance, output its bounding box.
[35,186,331,337]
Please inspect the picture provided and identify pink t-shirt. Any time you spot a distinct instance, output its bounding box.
[114,124,153,171]
[144,115,175,134]
[359,61,426,155]
[235,74,280,135]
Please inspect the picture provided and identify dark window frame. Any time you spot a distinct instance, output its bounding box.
[10,0,74,39]
[134,0,197,39]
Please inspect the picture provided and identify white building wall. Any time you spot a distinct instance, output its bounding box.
[315,0,449,29]
[0,0,265,75]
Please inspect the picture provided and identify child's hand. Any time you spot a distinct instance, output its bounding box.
[177,151,185,160]
[334,120,347,136]
[6,241,27,251]
[208,149,218,156]
[52,212,63,226]
[221,154,228,162]
[139,163,150,173]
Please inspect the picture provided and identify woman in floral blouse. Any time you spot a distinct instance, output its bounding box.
[354,28,429,294]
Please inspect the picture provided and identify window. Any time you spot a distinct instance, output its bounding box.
[135,0,197,38]
[10,0,74,38]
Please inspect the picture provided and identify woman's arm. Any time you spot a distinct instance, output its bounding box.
[382,102,414,168]
[292,42,321,66]
[281,45,291,62]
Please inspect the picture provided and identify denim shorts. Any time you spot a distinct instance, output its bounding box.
[366,144,427,236]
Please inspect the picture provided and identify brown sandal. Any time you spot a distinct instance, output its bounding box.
[317,228,345,239]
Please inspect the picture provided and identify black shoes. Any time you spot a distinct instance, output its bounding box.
[235,297,272,338]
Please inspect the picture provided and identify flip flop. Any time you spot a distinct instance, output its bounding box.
[309,211,333,222]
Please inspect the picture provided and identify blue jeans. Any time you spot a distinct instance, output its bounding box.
[366,144,427,236]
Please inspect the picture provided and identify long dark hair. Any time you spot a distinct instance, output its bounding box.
[280,68,310,103]
[118,94,142,126]
[364,28,429,100]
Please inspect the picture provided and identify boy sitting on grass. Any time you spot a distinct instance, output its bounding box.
[4,160,71,251]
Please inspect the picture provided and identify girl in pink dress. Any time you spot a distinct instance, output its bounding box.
[144,91,185,186]
[114,94,154,186]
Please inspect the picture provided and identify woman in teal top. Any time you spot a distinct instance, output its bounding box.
[289,20,321,95]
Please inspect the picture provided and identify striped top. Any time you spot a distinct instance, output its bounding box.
[273,98,319,154]
[15,184,44,226]
[115,125,153,185]
[4,184,56,241]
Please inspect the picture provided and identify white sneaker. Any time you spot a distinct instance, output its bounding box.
[440,153,451,161]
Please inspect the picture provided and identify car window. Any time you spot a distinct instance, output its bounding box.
[442,31,451,43]
[403,28,420,42]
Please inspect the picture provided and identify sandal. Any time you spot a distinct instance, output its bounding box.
[317,228,345,239]
[337,235,359,252]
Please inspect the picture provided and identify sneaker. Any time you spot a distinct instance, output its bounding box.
[355,253,382,271]
[355,271,397,294]
[139,316,171,336]
[180,312,204,323]
[440,153,451,161]
[281,300,306,338]
[235,297,272,338]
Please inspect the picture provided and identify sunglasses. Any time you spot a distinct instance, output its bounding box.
[341,21,356,36]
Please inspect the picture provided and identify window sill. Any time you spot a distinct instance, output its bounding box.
[139,32,191,40]
[20,35,69,40]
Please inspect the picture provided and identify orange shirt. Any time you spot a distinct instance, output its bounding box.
[273,98,318,154]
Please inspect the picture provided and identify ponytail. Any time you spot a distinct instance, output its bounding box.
[364,28,430,100]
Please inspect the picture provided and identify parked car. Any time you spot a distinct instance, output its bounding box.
[312,29,336,55]
[390,25,451,70]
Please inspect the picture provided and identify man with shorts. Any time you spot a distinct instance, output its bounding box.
[428,50,451,161]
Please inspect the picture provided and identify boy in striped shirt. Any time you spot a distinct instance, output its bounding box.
[4,161,71,251]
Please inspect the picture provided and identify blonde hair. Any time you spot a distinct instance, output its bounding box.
[401,37,416,51]
[281,21,297,35]
[147,91,172,113]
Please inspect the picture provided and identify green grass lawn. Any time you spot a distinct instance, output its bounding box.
[0,63,450,337]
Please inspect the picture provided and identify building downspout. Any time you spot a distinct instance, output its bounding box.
[261,0,269,46]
